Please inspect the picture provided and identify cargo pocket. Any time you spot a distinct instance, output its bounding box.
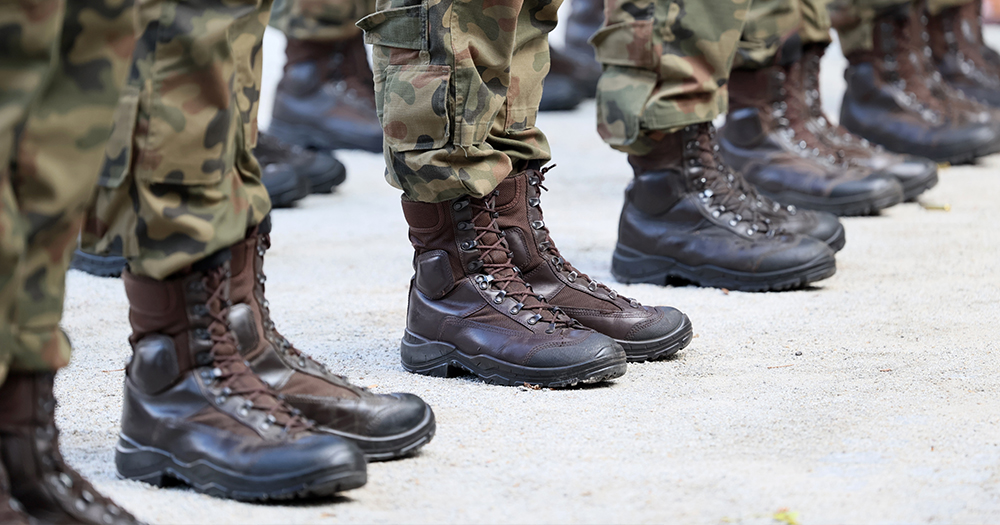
[98,84,140,189]
[589,20,657,70]
[380,65,451,151]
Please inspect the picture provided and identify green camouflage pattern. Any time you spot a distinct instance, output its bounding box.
[82,0,273,280]
[358,0,560,203]
[801,0,834,44]
[734,0,803,69]
[271,0,374,41]
[0,0,135,382]
[592,0,749,155]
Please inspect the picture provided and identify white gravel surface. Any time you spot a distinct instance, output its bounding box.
[51,29,1000,525]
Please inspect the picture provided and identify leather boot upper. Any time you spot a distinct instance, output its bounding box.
[0,373,139,524]
[227,228,432,447]
[493,168,685,344]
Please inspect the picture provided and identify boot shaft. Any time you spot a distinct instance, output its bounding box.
[0,373,55,429]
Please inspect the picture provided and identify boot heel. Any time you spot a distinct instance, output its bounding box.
[400,330,464,377]
[611,244,675,285]
[114,435,172,486]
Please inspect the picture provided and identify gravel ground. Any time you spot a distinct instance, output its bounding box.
[51,31,1000,525]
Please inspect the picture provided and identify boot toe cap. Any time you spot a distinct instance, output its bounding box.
[828,173,903,201]
[524,331,625,369]
[626,306,687,341]
[365,393,433,438]
[758,235,836,274]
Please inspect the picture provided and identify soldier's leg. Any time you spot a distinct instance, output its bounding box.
[834,0,999,162]
[591,0,837,292]
[0,0,141,522]
[359,0,640,385]
[267,0,383,153]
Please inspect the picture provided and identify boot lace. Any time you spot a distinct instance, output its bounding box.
[685,124,778,237]
[879,13,945,124]
[530,166,641,308]
[467,193,576,334]
[198,265,310,433]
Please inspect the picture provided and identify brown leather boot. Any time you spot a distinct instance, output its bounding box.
[117,252,366,501]
[838,2,999,163]
[0,372,139,524]
[926,1,1000,107]
[0,453,30,525]
[800,43,938,201]
[493,167,692,362]
[228,222,435,461]
[400,192,628,387]
[269,35,382,153]
[722,42,905,216]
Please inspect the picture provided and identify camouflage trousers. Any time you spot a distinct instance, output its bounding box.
[593,0,750,154]
[834,0,975,55]
[83,0,273,280]
[0,0,134,382]
[271,0,374,41]
[359,0,560,203]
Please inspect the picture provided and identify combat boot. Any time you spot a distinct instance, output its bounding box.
[722,45,904,216]
[926,1,1000,107]
[612,123,837,292]
[493,167,692,362]
[255,132,347,195]
[839,3,998,163]
[400,191,627,387]
[261,161,310,208]
[0,373,139,524]
[117,252,367,500]
[0,454,30,525]
[227,221,435,460]
[269,35,382,153]
[801,43,938,200]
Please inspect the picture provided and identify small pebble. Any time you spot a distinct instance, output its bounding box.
[795,351,803,356]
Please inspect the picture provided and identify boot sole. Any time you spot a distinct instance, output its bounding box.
[399,330,627,388]
[319,406,436,462]
[761,185,903,217]
[269,120,382,154]
[617,313,694,363]
[115,434,366,501]
[900,171,940,202]
[70,250,126,278]
[611,244,836,292]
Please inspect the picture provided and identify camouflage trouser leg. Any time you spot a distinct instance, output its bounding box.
[592,0,750,155]
[801,0,834,44]
[83,0,273,280]
[270,0,375,41]
[358,0,560,203]
[734,0,802,70]
[0,0,134,383]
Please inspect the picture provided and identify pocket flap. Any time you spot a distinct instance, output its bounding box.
[589,20,656,69]
[357,5,426,50]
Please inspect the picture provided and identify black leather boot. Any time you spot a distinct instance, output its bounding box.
[495,167,693,362]
[800,43,938,201]
[0,454,30,525]
[0,373,140,524]
[838,3,998,164]
[269,35,382,153]
[612,123,837,292]
[722,42,905,216]
[400,192,627,387]
[255,132,346,195]
[118,252,367,501]
[228,224,435,461]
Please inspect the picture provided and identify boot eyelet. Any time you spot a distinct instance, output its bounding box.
[531,220,545,230]
[509,303,524,315]
[527,314,542,325]
[457,221,473,231]
[467,260,484,272]
[460,240,477,250]
[493,291,506,304]
[528,197,540,207]
[567,271,578,282]
[729,219,739,227]
[452,199,469,211]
